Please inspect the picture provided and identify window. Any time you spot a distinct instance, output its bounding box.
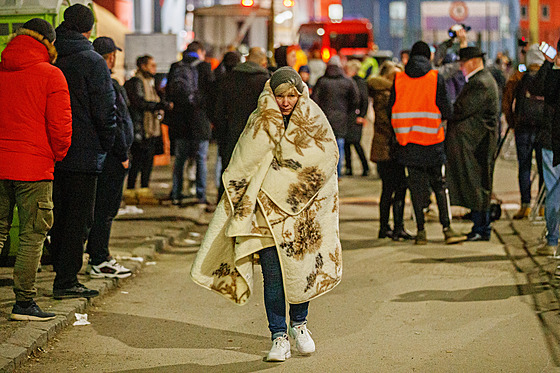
[390,1,406,38]
[520,5,527,20]
[0,23,9,36]
[542,5,550,21]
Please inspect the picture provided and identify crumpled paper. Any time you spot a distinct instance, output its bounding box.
[73,313,91,326]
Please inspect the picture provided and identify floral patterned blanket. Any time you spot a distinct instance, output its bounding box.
[190,82,342,305]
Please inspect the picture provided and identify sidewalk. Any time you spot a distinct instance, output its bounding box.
[0,163,217,373]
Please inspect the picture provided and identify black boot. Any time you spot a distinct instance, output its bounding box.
[392,199,413,241]
[378,226,393,239]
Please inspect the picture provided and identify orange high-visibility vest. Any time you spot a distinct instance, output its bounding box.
[391,70,444,146]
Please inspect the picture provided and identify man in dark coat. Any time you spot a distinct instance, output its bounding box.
[214,47,270,197]
[446,46,500,241]
[312,55,358,176]
[532,41,560,256]
[86,37,134,279]
[343,59,370,176]
[389,41,465,245]
[167,41,215,205]
[50,4,116,299]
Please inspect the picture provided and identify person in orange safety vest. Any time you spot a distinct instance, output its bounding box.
[389,41,466,245]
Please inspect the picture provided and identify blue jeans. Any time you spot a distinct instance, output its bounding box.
[542,149,560,246]
[259,246,309,340]
[515,131,543,204]
[171,139,208,201]
[336,138,345,177]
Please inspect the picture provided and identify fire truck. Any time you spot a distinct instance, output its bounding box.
[298,18,375,62]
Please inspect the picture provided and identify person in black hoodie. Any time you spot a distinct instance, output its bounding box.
[167,41,215,205]
[312,55,358,177]
[50,4,116,299]
[389,41,465,245]
[85,37,134,279]
[214,47,270,197]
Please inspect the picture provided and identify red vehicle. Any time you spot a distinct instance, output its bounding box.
[298,18,375,62]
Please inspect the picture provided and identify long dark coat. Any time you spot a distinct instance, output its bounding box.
[446,68,499,211]
[311,64,358,138]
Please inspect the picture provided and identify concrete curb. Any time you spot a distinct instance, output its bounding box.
[0,234,176,373]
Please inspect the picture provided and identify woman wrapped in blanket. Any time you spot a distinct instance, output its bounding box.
[191,67,342,362]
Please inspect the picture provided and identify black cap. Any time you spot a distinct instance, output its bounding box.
[270,66,304,94]
[93,36,122,55]
[64,4,94,33]
[22,18,55,43]
[459,46,486,61]
[410,41,431,60]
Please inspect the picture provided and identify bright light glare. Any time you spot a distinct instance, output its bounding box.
[317,28,325,36]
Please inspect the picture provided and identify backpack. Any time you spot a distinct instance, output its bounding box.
[514,70,545,129]
[167,59,202,107]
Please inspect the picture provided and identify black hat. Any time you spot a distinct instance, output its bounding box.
[410,41,431,59]
[93,36,122,55]
[22,18,56,43]
[459,46,486,61]
[64,4,94,33]
[270,66,304,94]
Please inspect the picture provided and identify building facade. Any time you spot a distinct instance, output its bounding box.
[341,0,520,61]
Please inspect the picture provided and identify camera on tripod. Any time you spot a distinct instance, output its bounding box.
[448,24,471,39]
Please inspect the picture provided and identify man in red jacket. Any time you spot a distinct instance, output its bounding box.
[0,19,72,320]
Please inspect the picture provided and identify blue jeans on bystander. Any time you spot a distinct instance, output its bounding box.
[542,149,560,246]
[171,139,209,201]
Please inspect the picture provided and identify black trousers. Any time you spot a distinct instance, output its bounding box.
[86,155,127,265]
[344,140,369,174]
[50,169,97,289]
[128,140,155,189]
[407,165,450,231]
[377,160,407,231]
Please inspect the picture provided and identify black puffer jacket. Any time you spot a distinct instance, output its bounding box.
[111,79,134,162]
[388,55,452,167]
[166,54,214,140]
[54,23,116,173]
[312,64,358,138]
[214,61,270,169]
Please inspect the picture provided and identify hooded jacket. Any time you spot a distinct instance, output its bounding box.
[312,64,359,138]
[214,60,270,169]
[389,55,452,167]
[0,29,72,181]
[54,23,116,173]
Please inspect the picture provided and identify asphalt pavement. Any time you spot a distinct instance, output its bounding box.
[0,138,559,371]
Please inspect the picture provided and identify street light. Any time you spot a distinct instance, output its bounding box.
[241,0,254,7]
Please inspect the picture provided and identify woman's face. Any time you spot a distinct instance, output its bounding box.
[275,89,299,116]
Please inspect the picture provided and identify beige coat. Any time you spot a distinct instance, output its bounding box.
[191,82,342,305]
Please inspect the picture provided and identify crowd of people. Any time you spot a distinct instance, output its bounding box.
[1,6,560,363]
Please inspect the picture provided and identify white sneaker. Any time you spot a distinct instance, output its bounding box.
[288,321,315,354]
[89,259,132,279]
[267,334,291,362]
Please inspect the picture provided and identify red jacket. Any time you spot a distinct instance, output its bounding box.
[0,31,72,181]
